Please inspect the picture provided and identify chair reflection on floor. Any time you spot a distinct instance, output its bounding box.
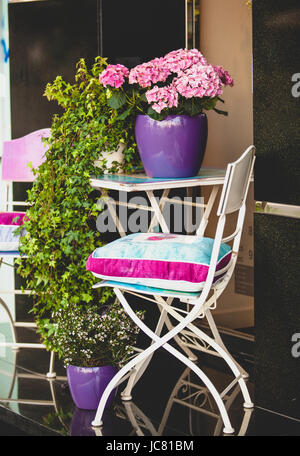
[116,401,160,437]
[0,347,67,433]
[157,367,253,436]
[109,365,253,437]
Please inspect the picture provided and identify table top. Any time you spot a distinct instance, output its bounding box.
[90,168,227,192]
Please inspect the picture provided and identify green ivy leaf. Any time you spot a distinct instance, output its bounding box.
[108,91,127,110]
[117,106,133,120]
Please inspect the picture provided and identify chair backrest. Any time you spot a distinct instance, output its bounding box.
[217,145,255,216]
[1,129,51,182]
[201,146,255,295]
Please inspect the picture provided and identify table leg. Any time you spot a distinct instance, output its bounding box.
[146,190,170,234]
[196,185,220,237]
[148,188,170,233]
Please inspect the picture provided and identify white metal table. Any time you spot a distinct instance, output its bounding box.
[90,168,227,237]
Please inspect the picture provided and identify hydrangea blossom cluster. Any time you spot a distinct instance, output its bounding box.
[174,64,224,99]
[99,64,129,88]
[164,48,207,73]
[145,83,178,113]
[129,57,171,88]
[128,48,207,88]
[98,48,234,116]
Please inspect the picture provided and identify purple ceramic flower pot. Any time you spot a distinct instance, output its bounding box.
[67,365,118,410]
[135,114,208,178]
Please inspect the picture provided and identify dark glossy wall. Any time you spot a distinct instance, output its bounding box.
[254,214,300,419]
[8,0,185,139]
[253,0,300,205]
[8,0,99,139]
[101,0,185,68]
[253,0,300,419]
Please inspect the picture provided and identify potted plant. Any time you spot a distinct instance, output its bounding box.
[98,48,234,178]
[50,301,143,410]
[15,57,141,408]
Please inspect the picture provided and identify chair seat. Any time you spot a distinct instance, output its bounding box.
[0,212,27,252]
[86,232,232,292]
[93,279,202,300]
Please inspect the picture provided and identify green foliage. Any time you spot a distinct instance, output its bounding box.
[105,83,228,122]
[16,57,141,365]
[107,91,127,110]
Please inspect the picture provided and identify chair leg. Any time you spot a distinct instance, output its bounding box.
[92,339,162,428]
[121,304,169,401]
[121,296,197,401]
[92,334,235,433]
[158,297,198,361]
[0,297,57,378]
[155,297,253,409]
[92,289,235,434]
[0,297,18,348]
[46,351,56,378]
[164,314,198,362]
[205,309,249,378]
[184,319,253,409]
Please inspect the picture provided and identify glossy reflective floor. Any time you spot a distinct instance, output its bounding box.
[0,328,300,437]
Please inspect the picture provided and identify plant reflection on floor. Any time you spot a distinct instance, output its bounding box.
[42,407,73,436]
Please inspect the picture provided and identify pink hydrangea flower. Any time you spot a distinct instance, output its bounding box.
[129,49,208,89]
[99,64,129,88]
[129,57,171,88]
[163,48,207,73]
[213,65,234,87]
[145,84,178,113]
[174,64,224,99]
[98,49,233,116]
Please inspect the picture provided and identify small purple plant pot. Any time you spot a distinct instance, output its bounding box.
[135,114,208,178]
[67,365,118,410]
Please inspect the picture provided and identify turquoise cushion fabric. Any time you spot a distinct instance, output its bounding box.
[87,233,232,292]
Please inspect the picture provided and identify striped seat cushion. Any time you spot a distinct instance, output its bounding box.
[86,233,232,292]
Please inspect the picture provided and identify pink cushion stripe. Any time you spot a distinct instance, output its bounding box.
[86,251,231,284]
[0,212,28,226]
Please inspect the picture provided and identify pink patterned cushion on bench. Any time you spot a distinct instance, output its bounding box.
[0,212,27,251]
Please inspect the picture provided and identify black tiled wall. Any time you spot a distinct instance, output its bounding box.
[253,0,300,205]
[253,0,300,419]
[254,213,300,419]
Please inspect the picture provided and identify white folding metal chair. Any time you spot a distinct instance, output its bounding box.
[89,146,256,434]
[0,129,56,377]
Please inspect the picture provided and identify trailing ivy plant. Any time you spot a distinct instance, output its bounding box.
[16,57,141,364]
